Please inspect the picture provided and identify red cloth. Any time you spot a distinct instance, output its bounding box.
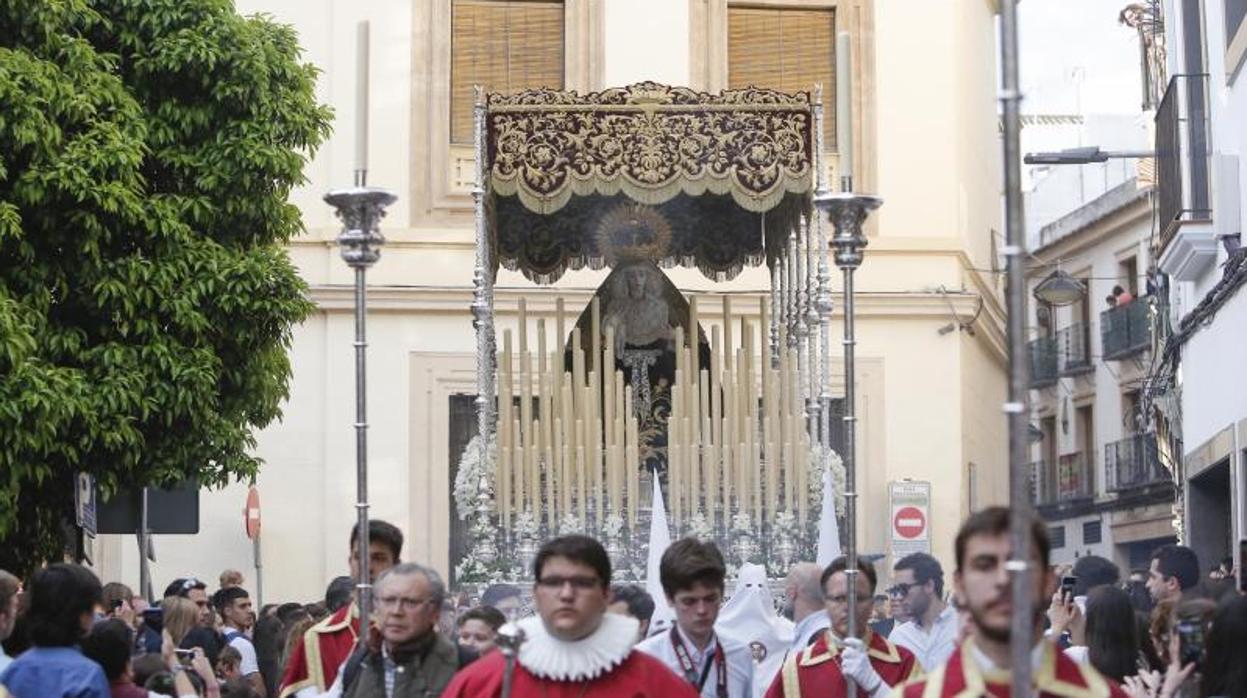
[277,603,359,697]
[764,630,920,698]
[892,640,1127,698]
[442,648,700,698]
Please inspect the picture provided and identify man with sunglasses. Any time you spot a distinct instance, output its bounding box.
[444,534,698,697]
[636,538,753,697]
[886,553,958,672]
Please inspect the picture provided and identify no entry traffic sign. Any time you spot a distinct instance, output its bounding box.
[889,481,931,559]
[893,506,926,539]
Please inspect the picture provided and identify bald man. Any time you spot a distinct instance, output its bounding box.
[784,563,829,652]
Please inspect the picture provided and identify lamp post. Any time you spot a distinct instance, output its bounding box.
[814,189,881,698]
[1023,146,1153,165]
[324,184,395,639]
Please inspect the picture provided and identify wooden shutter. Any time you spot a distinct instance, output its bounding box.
[451,0,565,143]
[728,7,836,147]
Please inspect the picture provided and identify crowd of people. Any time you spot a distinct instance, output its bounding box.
[0,508,1244,698]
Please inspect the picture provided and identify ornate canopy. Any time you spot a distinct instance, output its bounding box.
[484,82,817,284]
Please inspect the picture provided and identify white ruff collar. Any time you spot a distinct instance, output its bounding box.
[516,613,638,681]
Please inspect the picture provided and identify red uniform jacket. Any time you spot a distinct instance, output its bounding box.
[442,648,699,698]
[765,630,921,698]
[890,640,1127,698]
[278,604,359,697]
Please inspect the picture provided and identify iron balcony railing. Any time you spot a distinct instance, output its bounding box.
[1029,336,1058,388]
[1056,323,1093,375]
[1030,460,1054,505]
[1156,73,1211,251]
[1101,299,1152,360]
[1105,433,1169,492]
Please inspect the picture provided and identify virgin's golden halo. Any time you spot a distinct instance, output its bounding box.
[594,204,673,263]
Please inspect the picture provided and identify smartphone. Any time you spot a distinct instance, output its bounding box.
[173,648,195,665]
[1060,574,1077,603]
[1176,617,1204,668]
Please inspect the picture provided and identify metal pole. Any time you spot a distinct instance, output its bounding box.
[999,0,1036,695]
[351,254,372,637]
[139,486,152,602]
[253,533,263,608]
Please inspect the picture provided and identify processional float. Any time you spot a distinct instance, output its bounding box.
[456,80,878,584]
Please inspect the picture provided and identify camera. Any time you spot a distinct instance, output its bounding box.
[1059,574,1077,603]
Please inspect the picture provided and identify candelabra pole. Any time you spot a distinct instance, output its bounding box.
[325,180,395,646]
[815,188,880,698]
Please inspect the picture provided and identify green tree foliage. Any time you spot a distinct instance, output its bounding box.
[0,0,331,574]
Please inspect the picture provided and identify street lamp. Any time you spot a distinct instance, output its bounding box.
[1023,146,1153,165]
[1033,269,1086,306]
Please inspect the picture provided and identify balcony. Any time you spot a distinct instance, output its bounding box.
[1029,336,1058,388]
[1105,433,1170,492]
[1100,299,1152,360]
[1057,453,1095,502]
[1032,454,1094,506]
[1156,74,1215,280]
[1056,324,1092,376]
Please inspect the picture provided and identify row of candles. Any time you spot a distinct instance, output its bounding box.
[494,295,813,533]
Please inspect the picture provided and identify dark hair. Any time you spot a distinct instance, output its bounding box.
[820,556,878,595]
[131,654,167,688]
[659,538,726,597]
[894,552,944,596]
[180,625,224,666]
[1125,579,1154,614]
[609,584,656,622]
[349,519,404,562]
[252,613,287,697]
[221,676,262,698]
[81,619,132,681]
[27,563,102,646]
[1084,586,1139,683]
[457,605,507,631]
[212,586,250,613]
[533,535,611,589]
[1071,555,1120,596]
[100,582,133,611]
[1151,545,1199,591]
[1201,595,1247,698]
[954,507,1050,571]
[325,576,354,613]
[480,583,522,607]
[163,576,207,599]
[217,644,243,667]
[274,602,307,625]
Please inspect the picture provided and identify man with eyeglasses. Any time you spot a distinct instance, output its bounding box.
[886,552,958,672]
[636,538,753,697]
[322,563,471,698]
[765,557,919,698]
[444,534,698,697]
[280,519,404,698]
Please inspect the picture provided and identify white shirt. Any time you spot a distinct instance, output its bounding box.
[887,603,959,672]
[789,612,830,653]
[636,627,754,698]
[222,628,261,676]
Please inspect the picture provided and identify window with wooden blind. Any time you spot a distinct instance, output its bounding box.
[450,0,565,143]
[728,7,836,147]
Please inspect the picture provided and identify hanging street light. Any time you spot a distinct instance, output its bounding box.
[1033,269,1086,306]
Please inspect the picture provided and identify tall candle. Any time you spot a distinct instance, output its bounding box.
[836,31,854,184]
[355,21,370,175]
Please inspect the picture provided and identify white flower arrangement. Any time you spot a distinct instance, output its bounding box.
[687,511,714,542]
[453,434,496,522]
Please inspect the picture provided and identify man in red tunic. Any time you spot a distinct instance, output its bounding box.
[278,520,404,698]
[765,556,920,698]
[891,507,1127,698]
[443,535,700,698]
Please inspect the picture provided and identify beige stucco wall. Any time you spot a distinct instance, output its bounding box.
[92,0,1008,602]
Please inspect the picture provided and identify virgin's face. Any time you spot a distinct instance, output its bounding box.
[626,268,647,298]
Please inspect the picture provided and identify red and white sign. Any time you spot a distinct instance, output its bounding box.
[893,506,926,539]
[888,481,931,559]
[245,487,261,539]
